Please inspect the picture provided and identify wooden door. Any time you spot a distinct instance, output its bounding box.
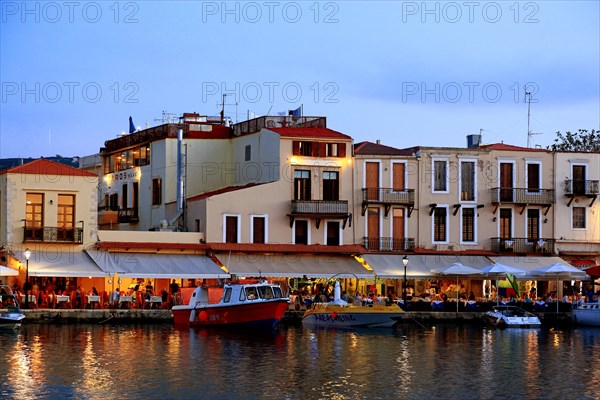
[366,162,379,200]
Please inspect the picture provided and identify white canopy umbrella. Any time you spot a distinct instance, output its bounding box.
[432,263,484,312]
[529,263,589,312]
[0,265,18,277]
[479,263,526,305]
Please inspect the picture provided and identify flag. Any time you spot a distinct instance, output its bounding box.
[289,106,302,117]
[129,116,136,134]
[506,272,519,296]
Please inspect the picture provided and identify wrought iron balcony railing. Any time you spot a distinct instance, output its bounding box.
[362,237,415,252]
[291,200,348,215]
[23,226,83,244]
[118,207,139,223]
[362,188,415,204]
[563,180,599,196]
[490,237,555,255]
[491,188,555,205]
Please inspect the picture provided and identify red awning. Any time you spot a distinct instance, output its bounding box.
[583,265,600,278]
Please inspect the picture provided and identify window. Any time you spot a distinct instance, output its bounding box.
[25,193,44,240]
[326,221,340,246]
[298,141,312,156]
[322,171,339,201]
[433,206,447,242]
[325,143,338,157]
[527,209,540,241]
[57,194,75,241]
[223,288,232,303]
[433,159,448,192]
[461,207,475,243]
[245,145,251,161]
[572,207,586,229]
[460,161,475,201]
[122,183,128,209]
[152,178,162,206]
[294,220,309,245]
[294,170,311,200]
[224,215,240,243]
[499,208,512,239]
[251,215,267,244]
[527,163,540,192]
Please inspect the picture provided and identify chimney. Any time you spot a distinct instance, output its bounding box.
[376,139,381,145]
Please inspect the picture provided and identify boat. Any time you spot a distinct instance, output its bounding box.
[171,279,290,330]
[483,305,541,328]
[0,284,25,329]
[572,302,600,326]
[301,281,405,328]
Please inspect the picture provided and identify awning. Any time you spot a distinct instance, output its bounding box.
[23,250,108,277]
[87,250,230,279]
[0,265,18,276]
[489,256,585,279]
[363,254,491,278]
[216,253,374,279]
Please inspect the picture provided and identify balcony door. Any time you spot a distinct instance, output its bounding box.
[392,163,405,191]
[500,163,513,202]
[57,194,75,241]
[392,208,405,250]
[25,193,44,240]
[573,165,586,194]
[365,162,379,200]
[367,207,380,249]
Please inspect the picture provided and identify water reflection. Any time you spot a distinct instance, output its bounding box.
[1,324,599,399]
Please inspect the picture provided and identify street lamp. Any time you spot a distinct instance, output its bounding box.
[24,248,31,309]
[402,255,408,302]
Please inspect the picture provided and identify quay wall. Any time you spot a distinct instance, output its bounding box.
[20,310,573,326]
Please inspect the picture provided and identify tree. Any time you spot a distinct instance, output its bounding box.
[548,129,600,152]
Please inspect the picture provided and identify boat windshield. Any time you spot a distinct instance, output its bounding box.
[245,287,258,300]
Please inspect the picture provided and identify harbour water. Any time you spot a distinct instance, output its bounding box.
[1,323,599,400]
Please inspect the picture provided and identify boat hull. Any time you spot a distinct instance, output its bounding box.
[173,299,289,330]
[0,313,25,329]
[573,303,600,326]
[302,304,404,328]
[483,306,541,328]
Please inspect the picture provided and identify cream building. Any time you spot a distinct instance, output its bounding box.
[553,151,600,268]
[0,159,105,292]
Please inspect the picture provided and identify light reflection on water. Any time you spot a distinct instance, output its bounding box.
[1,324,599,400]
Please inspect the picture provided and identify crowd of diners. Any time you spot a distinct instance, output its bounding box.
[286,278,600,313]
[0,277,186,310]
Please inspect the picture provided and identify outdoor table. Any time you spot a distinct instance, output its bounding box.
[119,295,133,309]
[145,296,162,309]
[87,295,101,308]
[56,295,70,308]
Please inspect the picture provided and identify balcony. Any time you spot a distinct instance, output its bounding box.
[490,187,554,215]
[289,200,349,229]
[362,237,415,252]
[564,180,599,206]
[118,207,139,224]
[361,188,415,217]
[490,237,555,255]
[97,205,118,226]
[23,226,83,244]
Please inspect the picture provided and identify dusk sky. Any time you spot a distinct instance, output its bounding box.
[1,1,599,158]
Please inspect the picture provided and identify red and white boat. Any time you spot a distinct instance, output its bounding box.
[172,280,289,330]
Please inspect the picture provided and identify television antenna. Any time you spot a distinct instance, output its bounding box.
[525,88,542,148]
[154,110,178,124]
[217,94,239,124]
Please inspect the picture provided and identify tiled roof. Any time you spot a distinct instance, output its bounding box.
[479,143,550,152]
[354,141,413,156]
[267,127,352,140]
[186,183,262,203]
[0,158,97,177]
